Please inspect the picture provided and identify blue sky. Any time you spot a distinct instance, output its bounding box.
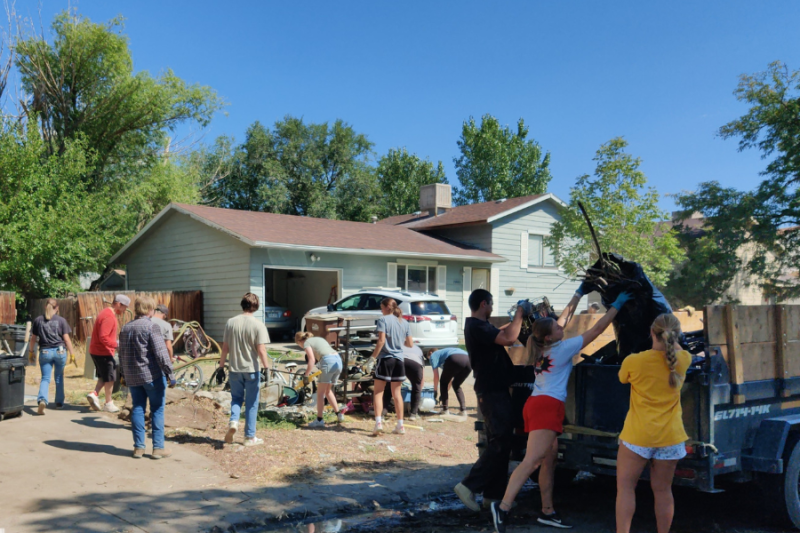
[26,1,800,212]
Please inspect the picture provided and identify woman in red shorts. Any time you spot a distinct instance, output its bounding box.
[490,291,633,532]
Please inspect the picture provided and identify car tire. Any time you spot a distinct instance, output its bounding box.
[758,432,800,529]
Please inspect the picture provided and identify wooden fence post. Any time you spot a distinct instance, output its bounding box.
[775,304,789,397]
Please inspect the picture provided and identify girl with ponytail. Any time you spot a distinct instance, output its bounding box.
[369,297,413,436]
[616,313,691,533]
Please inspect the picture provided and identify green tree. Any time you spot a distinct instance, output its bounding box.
[15,11,223,188]
[453,114,551,205]
[377,148,448,217]
[205,117,378,221]
[0,118,110,298]
[675,61,800,301]
[546,138,684,287]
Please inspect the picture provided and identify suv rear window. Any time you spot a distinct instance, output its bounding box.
[410,301,450,316]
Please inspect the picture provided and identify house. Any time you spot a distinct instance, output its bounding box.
[109,185,581,339]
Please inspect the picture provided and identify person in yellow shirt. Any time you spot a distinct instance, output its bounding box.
[616,313,692,533]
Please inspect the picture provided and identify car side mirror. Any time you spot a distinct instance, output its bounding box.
[327,304,335,312]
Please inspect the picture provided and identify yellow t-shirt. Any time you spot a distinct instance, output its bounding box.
[618,349,692,448]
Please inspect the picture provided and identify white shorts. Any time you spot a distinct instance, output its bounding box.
[621,440,687,461]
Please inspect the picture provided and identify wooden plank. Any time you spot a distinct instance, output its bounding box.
[787,341,800,378]
[0,291,16,324]
[776,305,789,395]
[724,304,746,404]
[787,306,800,342]
[741,342,778,381]
[706,305,727,345]
[736,305,776,344]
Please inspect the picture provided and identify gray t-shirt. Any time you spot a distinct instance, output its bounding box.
[305,337,337,360]
[32,315,71,349]
[402,344,425,367]
[151,317,174,342]
[375,315,411,361]
[223,314,270,373]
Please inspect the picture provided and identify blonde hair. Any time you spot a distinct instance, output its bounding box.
[652,313,683,388]
[527,318,556,367]
[134,295,156,317]
[381,297,403,319]
[44,298,59,320]
[295,331,314,344]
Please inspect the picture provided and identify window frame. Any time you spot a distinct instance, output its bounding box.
[526,231,557,271]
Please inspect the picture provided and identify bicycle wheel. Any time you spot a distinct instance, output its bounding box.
[174,362,205,393]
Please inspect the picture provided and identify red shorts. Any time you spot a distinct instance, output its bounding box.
[523,395,566,434]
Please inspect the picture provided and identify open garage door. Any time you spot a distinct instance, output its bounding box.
[263,267,340,334]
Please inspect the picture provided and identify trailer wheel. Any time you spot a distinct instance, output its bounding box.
[758,433,800,529]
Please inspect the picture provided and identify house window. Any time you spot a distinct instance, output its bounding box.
[395,265,438,293]
[528,234,556,268]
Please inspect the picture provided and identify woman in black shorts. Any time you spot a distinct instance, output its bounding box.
[368,297,413,436]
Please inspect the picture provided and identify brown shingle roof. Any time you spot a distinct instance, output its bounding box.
[133,204,501,261]
[378,194,557,229]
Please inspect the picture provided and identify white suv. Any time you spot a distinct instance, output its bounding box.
[302,289,459,349]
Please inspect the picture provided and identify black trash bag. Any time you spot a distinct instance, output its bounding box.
[581,253,672,363]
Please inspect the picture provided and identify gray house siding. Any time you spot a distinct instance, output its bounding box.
[125,212,250,339]
[490,202,581,316]
[427,224,492,252]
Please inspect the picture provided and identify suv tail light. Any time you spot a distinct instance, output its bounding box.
[282,310,292,318]
[402,315,431,323]
[450,315,457,321]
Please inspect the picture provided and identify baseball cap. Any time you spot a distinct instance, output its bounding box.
[155,304,168,315]
[114,294,131,306]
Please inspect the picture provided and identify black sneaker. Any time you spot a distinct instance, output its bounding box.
[490,501,508,533]
[537,511,573,529]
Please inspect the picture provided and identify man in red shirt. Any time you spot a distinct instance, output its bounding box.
[87,294,130,412]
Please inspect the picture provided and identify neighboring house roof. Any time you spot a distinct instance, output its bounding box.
[111,204,504,264]
[378,193,566,230]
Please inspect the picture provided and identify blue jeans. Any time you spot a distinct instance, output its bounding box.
[129,376,167,450]
[229,372,260,438]
[38,347,67,406]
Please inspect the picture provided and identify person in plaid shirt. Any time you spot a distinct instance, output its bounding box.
[119,295,175,459]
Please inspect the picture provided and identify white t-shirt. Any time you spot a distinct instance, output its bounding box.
[531,336,583,402]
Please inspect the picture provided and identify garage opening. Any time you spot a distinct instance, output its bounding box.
[263,267,340,336]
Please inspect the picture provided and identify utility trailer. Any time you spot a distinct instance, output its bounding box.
[480,305,800,528]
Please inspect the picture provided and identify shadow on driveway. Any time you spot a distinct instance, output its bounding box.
[43,439,132,457]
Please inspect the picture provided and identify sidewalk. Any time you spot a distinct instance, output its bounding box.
[1,387,469,532]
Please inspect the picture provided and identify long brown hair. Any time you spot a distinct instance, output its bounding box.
[381,297,403,319]
[527,318,556,367]
[652,313,683,388]
[44,298,58,320]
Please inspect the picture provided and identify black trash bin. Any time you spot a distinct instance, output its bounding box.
[0,356,25,420]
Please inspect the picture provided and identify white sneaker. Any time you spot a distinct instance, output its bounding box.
[337,412,345,423]
[243,437,264,447]
[308,419,326,428]
[392,425,405,435]
[86,392,101,411]
[372,422,383,436]
[104,402,120,413]
[225,421,238,444]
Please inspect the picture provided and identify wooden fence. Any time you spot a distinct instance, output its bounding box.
[29,291,203,341]
[0,291,16,324]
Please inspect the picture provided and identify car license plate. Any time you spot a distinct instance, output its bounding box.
[268,312,280,318]
[434,321,447,329]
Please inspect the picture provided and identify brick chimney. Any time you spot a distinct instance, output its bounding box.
[419,184,452,217]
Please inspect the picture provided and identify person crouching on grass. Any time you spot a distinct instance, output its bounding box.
[367,297,413,436]
[490,290,633,532]
[296,331,345,428]
[118,296,175,459]
[615,313,690,533]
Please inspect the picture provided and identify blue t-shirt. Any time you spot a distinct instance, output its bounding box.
[430,347,468,370]
[375,315,411,361]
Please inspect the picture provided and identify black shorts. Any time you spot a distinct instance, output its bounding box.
[90,354,117,383]
[375,357,406,382]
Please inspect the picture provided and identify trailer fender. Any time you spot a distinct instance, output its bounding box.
[741,415,800,474]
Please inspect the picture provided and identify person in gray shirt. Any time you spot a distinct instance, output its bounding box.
[368,297,413,436]
[151,304,175,362]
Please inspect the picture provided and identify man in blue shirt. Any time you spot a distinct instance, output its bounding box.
[430,347,472,414]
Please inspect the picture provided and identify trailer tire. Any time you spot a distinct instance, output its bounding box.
[758,433,800,529]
